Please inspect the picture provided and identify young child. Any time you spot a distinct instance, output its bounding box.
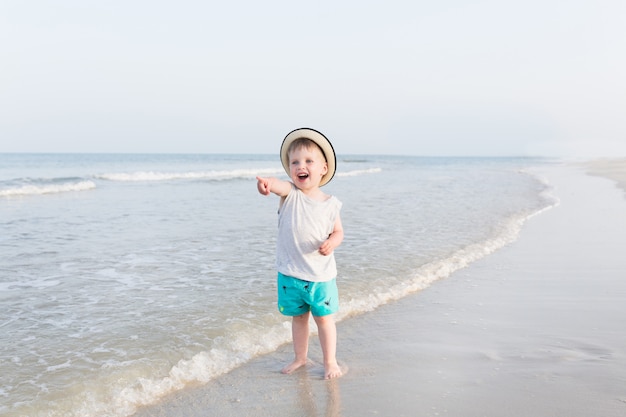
[256,127,344,380]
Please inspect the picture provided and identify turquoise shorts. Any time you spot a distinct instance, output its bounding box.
[277,272,339,317]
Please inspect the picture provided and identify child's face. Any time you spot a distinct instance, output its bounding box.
[288,145,328,191]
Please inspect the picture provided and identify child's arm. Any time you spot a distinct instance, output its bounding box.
[319,213,344,256]
[256,176,292,197]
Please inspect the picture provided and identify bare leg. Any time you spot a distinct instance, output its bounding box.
[282,312,310,374]
[313,314,342,379]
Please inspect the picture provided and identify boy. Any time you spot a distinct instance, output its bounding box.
[256,128,344,380]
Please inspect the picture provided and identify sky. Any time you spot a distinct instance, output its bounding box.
[1,0,625,157]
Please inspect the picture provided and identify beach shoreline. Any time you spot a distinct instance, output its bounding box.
[133,160,626,417]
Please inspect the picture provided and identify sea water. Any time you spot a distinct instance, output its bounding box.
[0,154,556,417]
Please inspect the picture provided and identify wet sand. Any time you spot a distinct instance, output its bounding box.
[133,161,626,417]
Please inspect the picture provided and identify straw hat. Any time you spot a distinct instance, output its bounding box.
[280,128,336,186]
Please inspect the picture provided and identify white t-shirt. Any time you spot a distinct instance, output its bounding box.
[276,185,342,282]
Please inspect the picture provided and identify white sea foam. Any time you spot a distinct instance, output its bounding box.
[96,168,284,182]
[336,168,382,177]
[110,323,292,416]
[23,322,293,417]
[96,167,381,182]
[0,180,96,197]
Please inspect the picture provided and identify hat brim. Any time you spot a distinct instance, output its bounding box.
[280,128,336,187]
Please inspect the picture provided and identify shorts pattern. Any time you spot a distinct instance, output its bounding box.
[277,273,339,317]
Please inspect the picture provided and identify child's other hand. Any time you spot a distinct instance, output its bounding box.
[319,222,343,256]
[318,239,335,256]
[256,176,272,195]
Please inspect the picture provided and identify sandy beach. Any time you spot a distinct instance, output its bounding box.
[586,159,626,196]
[133,161,626,417]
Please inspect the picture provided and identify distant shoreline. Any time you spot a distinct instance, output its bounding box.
[585,158,626,195]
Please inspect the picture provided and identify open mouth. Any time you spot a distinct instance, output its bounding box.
[297,173,309,180]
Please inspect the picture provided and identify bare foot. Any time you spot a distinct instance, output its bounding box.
[324,362,343,379]
[281,358,307,374]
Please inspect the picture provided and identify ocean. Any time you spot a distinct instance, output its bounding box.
[0,153,556,417]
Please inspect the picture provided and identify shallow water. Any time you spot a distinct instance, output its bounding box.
[0,154,554,416]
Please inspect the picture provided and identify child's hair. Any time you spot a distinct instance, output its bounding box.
[287,138,328,162]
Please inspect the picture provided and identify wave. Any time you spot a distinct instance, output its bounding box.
[336,168,382,177]
[339,214,541,318]
[0,168,381,197]
[96,168,285,182]
[96,167,380,182]
[14,321,295,417]
[0,180,96,197]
